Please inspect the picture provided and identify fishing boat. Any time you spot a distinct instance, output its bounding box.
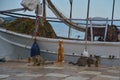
[0,0,120,64]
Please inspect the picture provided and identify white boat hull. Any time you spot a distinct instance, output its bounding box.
[0,28,120,61]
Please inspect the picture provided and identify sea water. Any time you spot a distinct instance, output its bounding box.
[50,22,85,39]
[49,20,120,40]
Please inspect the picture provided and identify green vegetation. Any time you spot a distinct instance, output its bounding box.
[0,17,57,38]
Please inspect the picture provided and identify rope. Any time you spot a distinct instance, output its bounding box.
[34,4,41,41]
[34,16,40,41]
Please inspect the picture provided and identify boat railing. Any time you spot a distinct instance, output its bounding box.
[89,17,108,41]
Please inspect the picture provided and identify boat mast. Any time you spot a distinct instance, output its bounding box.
[111,0,115,25]
[85,0,90,50]
[43,0,46,21]
[68,0,73,38]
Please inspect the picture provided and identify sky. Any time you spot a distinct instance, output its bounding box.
[0,0,120,19]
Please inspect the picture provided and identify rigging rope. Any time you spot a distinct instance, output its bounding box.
[46,0,86,32]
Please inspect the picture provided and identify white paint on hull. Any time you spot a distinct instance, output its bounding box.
[0,28,120,60]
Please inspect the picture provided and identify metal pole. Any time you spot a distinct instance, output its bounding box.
[111,0,115,25]
[68,0,73,38]
[85,0,90,50]
[43,0,46,20]
[0,8,25,12]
